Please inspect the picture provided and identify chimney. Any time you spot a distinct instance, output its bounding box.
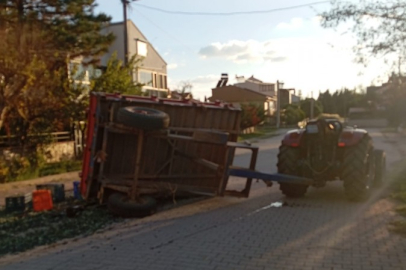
[216,73,228,88]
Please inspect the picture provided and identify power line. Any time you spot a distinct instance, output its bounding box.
[133,1,331,16]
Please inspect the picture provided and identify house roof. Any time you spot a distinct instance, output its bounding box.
[108,20,167,65]
[247,76,263,83]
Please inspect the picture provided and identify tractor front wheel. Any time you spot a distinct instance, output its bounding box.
[277,145,308,198]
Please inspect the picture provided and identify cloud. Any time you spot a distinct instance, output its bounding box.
[190,74,219,84]
[198,40,286,64]
[199,41,250,58]
[264,56,287,62]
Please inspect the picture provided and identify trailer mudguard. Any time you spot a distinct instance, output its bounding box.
[338,128,367,147]
[281,129,304,147]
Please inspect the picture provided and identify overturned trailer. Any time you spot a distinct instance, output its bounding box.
[79,93,266,216]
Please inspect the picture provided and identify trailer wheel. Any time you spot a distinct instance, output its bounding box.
[108,192,157,218]
[373,149,386,187]
[341,135,374,202]
[117,107,170,130]
[277,145,308,198]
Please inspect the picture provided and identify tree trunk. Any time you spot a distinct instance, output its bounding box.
[0,106,10,132]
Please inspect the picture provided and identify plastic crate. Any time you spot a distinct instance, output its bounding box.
[33,190,53,212]
[5,195,26,213]
[36,183,65,203]
[73,181,82,200]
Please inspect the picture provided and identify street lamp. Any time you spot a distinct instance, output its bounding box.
[121,0,138,65]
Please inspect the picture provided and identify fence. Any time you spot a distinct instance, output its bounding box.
[0,129,84,162]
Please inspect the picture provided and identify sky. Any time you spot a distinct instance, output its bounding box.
[94,0,394,100]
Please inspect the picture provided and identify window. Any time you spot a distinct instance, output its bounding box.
[139,70,153,86]
[157,74,164,89]
[136,40,148,57]
[138,70,167,89]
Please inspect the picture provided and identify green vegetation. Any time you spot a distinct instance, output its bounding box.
[282,104,306,125]
[321,1,406,127]
[0,0,114,147]
[38,160,82,177]
[91,52,143,95]
[389,159,406,236]
[0,204,121,256]
[0,1,145,184]
[0,155,81,183]
[240,103,265,130]
[321,0,406,66]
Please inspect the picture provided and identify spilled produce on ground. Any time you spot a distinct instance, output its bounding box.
[0,202,121,256]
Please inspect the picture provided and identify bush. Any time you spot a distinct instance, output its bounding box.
[282,104,306,125]
[38,160,82,177]
[240,103,265,129]
[0,152,82,182]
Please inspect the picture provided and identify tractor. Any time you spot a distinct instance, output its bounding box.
[277,117,386,201]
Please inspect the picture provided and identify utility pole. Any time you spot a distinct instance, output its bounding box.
[310,91,314,119]
[276,80,280,129]
[122,0,129,65]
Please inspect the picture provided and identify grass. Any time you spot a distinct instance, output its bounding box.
[38,160,82,177]
[238,125,279,142]
[3,159,82,183]
[388,159,406,235]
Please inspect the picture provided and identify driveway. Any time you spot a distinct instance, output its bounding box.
[1,128,406,270]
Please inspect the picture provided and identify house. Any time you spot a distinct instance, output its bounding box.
[101,20,168,97]
[210,74,276,118]
[366,72,406,111]
[234,75,276,96]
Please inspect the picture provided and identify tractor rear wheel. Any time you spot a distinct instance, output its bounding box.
[277,145,308,198]
[341,135,375,202]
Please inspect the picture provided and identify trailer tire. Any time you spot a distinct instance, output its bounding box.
[117,107,170,130]
[373,149,386,188]
[341,135,374,202]
[108,192,157,218]
[277,145,308,198]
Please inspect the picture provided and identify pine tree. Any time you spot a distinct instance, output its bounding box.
[0,0,114,146]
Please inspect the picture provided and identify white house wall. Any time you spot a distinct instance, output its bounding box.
[235,81,275,96]
[101,21,167,74]
[100,24,125,66]
[127,21,167,74]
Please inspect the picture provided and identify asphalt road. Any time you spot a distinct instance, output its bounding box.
[1,128,406,270]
